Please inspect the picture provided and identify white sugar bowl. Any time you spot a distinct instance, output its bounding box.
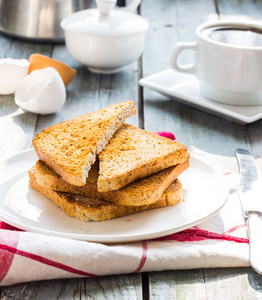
[61,0,148,74]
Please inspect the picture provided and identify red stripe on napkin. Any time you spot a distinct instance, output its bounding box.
[153,228,249,244]
[0,222,22,231]
[0,231,20,283]
[224,224,246,235]
[0,244,98,278]
[133,241,148,273]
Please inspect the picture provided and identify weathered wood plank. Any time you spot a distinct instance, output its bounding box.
[216,0,262,21]
[0,33,52,58]
[97,60,139,127]
[204,267,262,300]
[141,0,217,77]
[0,34,52,158]
[0,274,143,300]
[148,269,207,299]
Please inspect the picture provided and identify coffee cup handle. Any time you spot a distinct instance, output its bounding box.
[170,42,197,74]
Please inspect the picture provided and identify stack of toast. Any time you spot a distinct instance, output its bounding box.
[28,101,190,222]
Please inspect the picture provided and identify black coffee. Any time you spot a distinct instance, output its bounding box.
[202,25,262,47]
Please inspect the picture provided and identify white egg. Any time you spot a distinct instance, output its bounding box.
[0,58,29,95]
[15,67,66,114]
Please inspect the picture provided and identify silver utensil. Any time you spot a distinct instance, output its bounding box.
[236,148,262,275]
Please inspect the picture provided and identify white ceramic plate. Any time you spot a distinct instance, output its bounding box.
[0,149,229,243]
[139,69,262,124]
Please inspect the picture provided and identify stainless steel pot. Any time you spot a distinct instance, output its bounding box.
[0,0,92,42]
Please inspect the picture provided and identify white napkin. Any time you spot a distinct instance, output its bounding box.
[0,173,249,286]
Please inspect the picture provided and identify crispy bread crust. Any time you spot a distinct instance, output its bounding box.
[32,101,136,187]
[29,168,182,222]
[35,156,189,206]
[98,124,188,192]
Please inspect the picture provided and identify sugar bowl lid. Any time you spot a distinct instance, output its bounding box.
[61,0,149,36]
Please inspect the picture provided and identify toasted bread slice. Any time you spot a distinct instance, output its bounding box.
[28,168,182,222]
[98,124,188,192]
[35,156,189,206]
[32,101,136,187]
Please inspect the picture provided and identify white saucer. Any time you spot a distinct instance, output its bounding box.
[139,69,262,124]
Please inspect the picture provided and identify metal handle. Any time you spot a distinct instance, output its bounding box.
[247,213,262,274]
[170,41,198,74]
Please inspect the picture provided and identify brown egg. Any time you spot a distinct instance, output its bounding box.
[29,54,76,86]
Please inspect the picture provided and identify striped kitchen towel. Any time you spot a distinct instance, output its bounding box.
[0,183,249,286]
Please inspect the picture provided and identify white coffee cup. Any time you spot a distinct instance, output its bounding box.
[170,20,262,106]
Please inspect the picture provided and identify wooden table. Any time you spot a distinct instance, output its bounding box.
[1,0,262,298]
